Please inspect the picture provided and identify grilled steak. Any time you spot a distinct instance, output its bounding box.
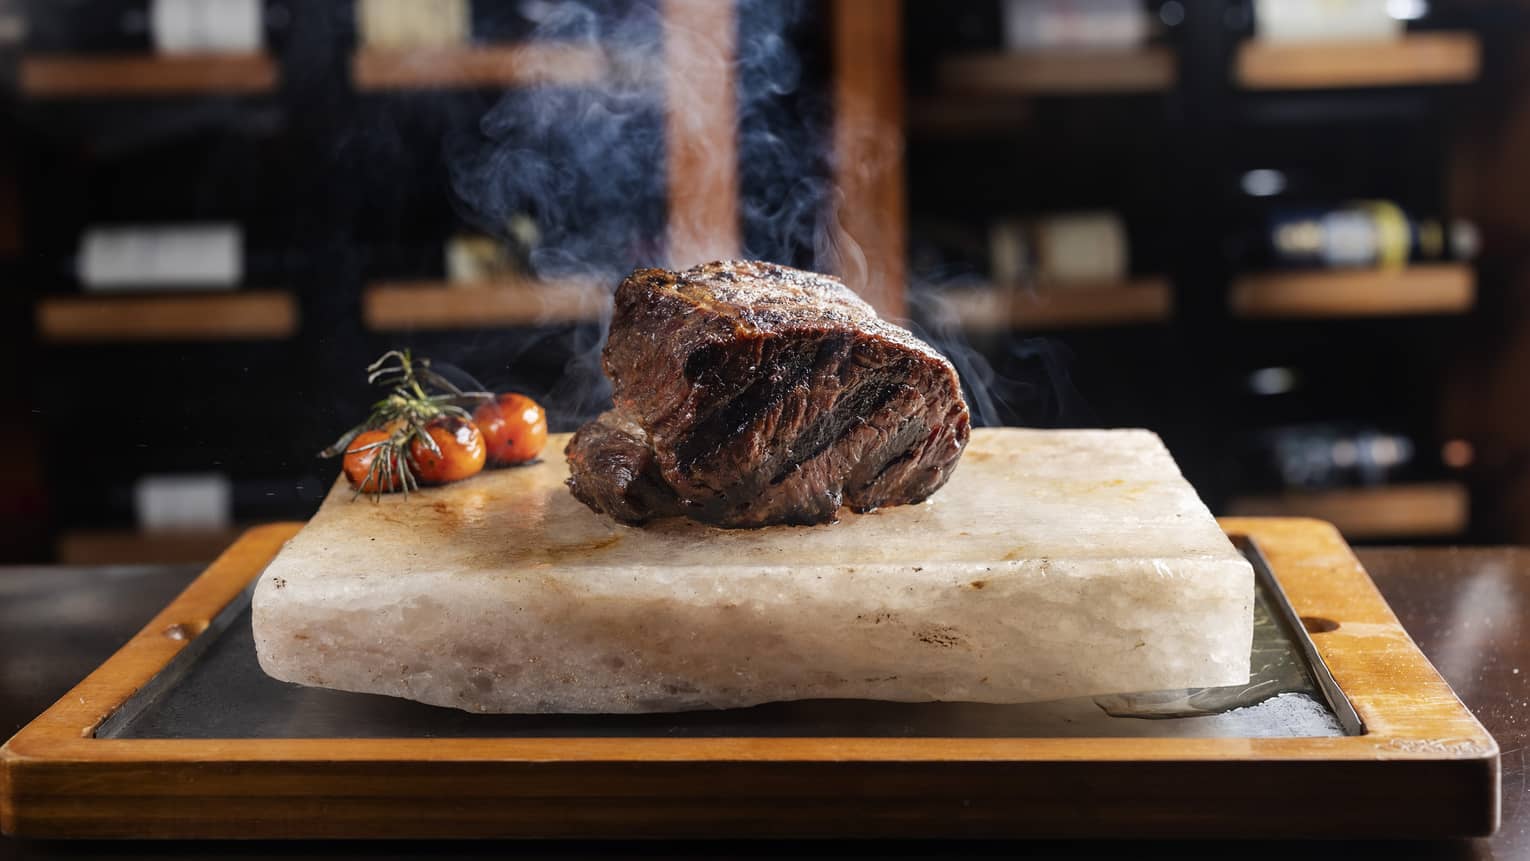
[564,409,682,524]
[569,260,971,527]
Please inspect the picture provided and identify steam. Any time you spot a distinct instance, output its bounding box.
[908,289,1094,429]
[443,0,837,428]
[440,0,1079,431]
[445,3,668,278]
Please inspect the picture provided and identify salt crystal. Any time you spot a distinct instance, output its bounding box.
[253,428,1254,713]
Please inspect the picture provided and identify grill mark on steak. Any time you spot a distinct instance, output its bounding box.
[567,260,971,528]
[673,337,822,472]
[767,374,905,487]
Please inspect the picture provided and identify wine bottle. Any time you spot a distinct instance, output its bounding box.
[1265,201,1479,270]
[1001,0,1153,51]
[0,0,23,49]
[150,0,265,54]
[1253,0,1402,43]
[25,0,280,54]
[133,472,232,531]
[988,211,1130,286]
[71,222,298,293]
[76,223,240,291]
[445,215,541,283]
[1238,422,1418,491]
[355,0,469,50]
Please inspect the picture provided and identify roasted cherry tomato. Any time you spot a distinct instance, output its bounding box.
[408,416,486,484]
[343,429,403,493]
[475,392,548,466]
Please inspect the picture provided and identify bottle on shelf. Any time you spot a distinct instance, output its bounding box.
[444,215,538,285]
[1238,422,1419,492]
[69,222,296,293]
[1252,0,1404,44]
[355,0,469,50]
[0,0,22,50]
[24,0,288,55]
[1000,0,1154,52]
[990,211,1130,287]
[1260,200,1479,270]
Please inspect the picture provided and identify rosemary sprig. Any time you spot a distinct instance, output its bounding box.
[322,349,492,502]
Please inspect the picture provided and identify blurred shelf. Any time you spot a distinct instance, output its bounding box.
[1229,264,1474,319]
[36,291,299,343]
[352,44,607,90]
[928,278,1173,331]
[937,47,1176,95]
[1226,482,1468,540]
[0,169,18,258]
[907,95,1032,137]
[19,53,278,98]
[57,527,250,565]
[1236,33,1479,90]
[363,279,609,330]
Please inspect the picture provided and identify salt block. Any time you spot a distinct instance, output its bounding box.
[253,428,1254,713]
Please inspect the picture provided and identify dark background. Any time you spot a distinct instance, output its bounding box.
[3,0,1530,563]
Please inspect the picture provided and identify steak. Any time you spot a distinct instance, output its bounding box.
[568,260,971,527]
[564,409,682,524]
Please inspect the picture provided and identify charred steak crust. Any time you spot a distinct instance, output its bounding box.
[572,260,971,527]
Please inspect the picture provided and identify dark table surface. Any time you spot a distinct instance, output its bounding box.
[2,548,1526,859]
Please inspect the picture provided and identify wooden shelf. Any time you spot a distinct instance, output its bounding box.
[1226,483,1468,540]
[36,291,299,343]
[1236,33,1479,90]
[929,278,1173,331]
[20,53,278,98]
[352,44,607,90]
[363,279,609,330]
[907,95,1032,137]
[1230,264,1474,319]
[57,527,250,566]
[937,47,1176,95]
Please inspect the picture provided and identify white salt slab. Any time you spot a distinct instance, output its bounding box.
[253,429,1254,713]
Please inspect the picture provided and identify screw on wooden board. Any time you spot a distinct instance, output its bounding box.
[1301,616,1340,634]
[162,621,207,641]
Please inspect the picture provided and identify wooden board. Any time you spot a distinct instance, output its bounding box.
[1237,33,1480,90]
[0,518,1497,839]
[20,53,278,98]
[1230,265,1474,319]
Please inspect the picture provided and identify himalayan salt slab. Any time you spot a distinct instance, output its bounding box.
[253,428,1254,714]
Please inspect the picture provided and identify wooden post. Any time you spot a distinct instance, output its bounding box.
[832,0,906,318]
[662,0,741,267]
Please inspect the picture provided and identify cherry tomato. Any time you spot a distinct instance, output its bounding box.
[343,430,403,493]
[475,393,548,466]
[408,416,486,484]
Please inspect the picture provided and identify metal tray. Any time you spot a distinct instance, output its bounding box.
[98,538,1359,741]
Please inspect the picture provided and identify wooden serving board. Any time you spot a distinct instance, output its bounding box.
[0,518,1499,839]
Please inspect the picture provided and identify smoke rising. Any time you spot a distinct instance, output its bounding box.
[441,0,1073,430]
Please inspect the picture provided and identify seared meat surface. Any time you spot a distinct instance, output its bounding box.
[568,260,970,527]
[564,409,681,524]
